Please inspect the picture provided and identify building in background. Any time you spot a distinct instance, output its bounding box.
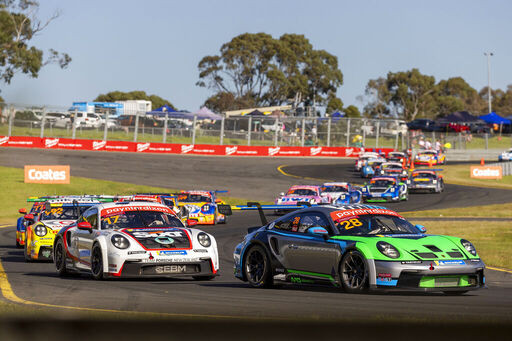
[69,100,151,116]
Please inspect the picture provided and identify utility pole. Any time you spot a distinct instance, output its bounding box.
[484,52,494,114]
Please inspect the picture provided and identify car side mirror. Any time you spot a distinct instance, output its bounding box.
[306,226,329,239]
[19,208,27,214]
[24,214,34,221]
[415,224,427,233]
[77,221,92,232]
[186,219,198,227]
[217,204,232,216]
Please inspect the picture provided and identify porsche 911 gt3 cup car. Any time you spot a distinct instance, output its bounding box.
[414,149,446,166]
[16,201,45,248]
[355,152,385,172]
[361,159,385,178]
[53,201,219,279]
[361,176,408,202]
[175,191,226,225]
[229,204,485,294]
[321,182,362,205]
[127,194,189,223]
[378,162,409,182]
[407,169,445,193]
[498,148,512,162]
[275,185,330,214]
[24,199,102,261]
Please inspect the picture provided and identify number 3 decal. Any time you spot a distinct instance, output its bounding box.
[339,218,362,230]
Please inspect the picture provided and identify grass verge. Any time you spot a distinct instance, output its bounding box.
[402,202,512,218]
[409,220,512,269]
[435,164,512,189]
[0,166,249,224]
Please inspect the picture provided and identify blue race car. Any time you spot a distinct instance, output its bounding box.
[361,159,385,178]
[320,182,362,205]
[361,176,408,202]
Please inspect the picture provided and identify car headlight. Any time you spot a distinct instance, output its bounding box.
[406,180,411,184]
[201,204,211,212]
[460,239,477,256]
[390,188,395,192]
[111,234,130,249]
[433,180,437,184]
[197,232,211,247]
[362,188,366,192]
[35,225,47,237]
[376,241,400,259]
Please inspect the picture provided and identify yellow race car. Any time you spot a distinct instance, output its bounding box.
[24,199,100,261]
[176,191,227,225]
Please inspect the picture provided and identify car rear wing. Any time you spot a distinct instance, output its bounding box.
[218,201,312,225]
[413,168,443,172]
[27,195,117,203]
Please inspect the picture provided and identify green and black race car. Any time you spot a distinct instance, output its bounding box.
[229,204,485,294]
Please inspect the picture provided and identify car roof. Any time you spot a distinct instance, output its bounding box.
[284,204,392,217]
[94,201,170,211]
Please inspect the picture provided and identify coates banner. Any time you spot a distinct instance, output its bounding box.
[24,165,70,184]
[470,166,502,179]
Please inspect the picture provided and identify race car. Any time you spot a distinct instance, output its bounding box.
[498,148,512,162]
[24,199,102,261]
[414,149,446,166]
[361,176,408,202]
[378,162,409,182]
[175,191,227,225]
[361,159,385,178]
[386,151,409,167]
[275,185,330,214]
[127,194,189,223]
[16,201,45,248]
[320,182,362,205]
[407,169,445,193]
[355,152,385,172]
[228,204,485,294]
[53,201,219,279]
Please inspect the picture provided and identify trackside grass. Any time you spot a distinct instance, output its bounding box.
[0,166,249,224]
[402,202,512,218]
[436,164,512,189]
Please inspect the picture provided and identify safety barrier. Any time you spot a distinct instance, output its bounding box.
[0,135,395,157]
[488,162,512,176]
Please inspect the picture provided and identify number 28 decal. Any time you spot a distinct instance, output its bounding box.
[338,218,362,230]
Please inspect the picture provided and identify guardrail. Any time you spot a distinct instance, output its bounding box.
[488,162,512,176]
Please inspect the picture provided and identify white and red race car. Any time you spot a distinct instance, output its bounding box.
[53,201,219,280]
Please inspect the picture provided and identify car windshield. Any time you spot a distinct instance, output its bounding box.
[413,172,436,179]
[370,179,395,187]
[40,206,90,220]
[287,189,317,196]
[162,198,177,207]
[100,211,183,230]
[383,164,402,170]
[178,194,212,203]
[30,203,45,214]
[322,186,348,193]
[335,214,420,236]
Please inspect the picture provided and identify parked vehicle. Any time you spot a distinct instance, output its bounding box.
[407,119,444,132]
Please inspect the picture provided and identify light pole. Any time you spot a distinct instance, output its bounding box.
[484,52,494,114]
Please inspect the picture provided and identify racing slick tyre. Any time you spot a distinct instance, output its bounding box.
[16,240,21,248]
[193,275,215,281]
[340,250,369,293]
[91,245,104,280]
[54,239,69,277]
[243,245,273,288]
[23,238,32,262]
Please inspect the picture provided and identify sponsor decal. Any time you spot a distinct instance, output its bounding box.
[181,144,194,154]
[330,208,401,221]
[268,147,280,156]
[345,148,354,156]
[102,205,173,216]
[128,251,147,255]
[24,165,70,184]
[93,140,107,150]
[157,250,187,256]
[225,146,238,155]
[131,230,184,239]
[0,136,8,145]
[435,260,465,266]
[310,147,322,156]
[155,265,187,273]
[136,142,150,152]
[44,138,59,148]
[470,166,502,179]
[155,237,175,245]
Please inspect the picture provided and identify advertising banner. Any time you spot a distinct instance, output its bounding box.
[24,165,70,184]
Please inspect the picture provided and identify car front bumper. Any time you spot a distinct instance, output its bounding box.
[108,258,218,278]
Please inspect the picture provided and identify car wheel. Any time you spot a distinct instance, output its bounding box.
[193,275,215,281]
[443,291,468,295]
[340,250,369,293]
[54,239,69,277]
[16,239,21,248]
[243,245,272,288]
[24,237,32,262]
[91,246,104,280]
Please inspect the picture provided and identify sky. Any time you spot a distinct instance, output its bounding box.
[1,0,511,113]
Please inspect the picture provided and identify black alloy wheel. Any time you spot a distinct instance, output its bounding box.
[91,246,104,280]
[340,250,369,293]
[54,239,68,276]
[244,245,272,288]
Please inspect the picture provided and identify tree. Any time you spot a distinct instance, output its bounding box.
[94,90,176,110]
[197,33,343,111]
[326,95,343,114]
[482,84,512,116]
[343,105,361,118]
[0,0,71,86]
[436,77,484,116]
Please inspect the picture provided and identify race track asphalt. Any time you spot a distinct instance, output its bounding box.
[0,148,511,328]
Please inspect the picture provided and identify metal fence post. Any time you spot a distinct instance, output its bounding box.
[40,107,47,138]
[327,117,331,147]
[375,121,380,148]
[220,116,225,145]
[362,125,366,147]
[401,132,405,150]
[192,115,197,145]
[72,108,77,139]
[301,118,305,147]
[485,133,488,149]
[346,119,351,147]
[8,105,13,136]
[247,116,252,146]
[274,118,279,146]
[103,111,109,142]
[394,132,399,150]
[162,113,168,143]
[133,112,140,142]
